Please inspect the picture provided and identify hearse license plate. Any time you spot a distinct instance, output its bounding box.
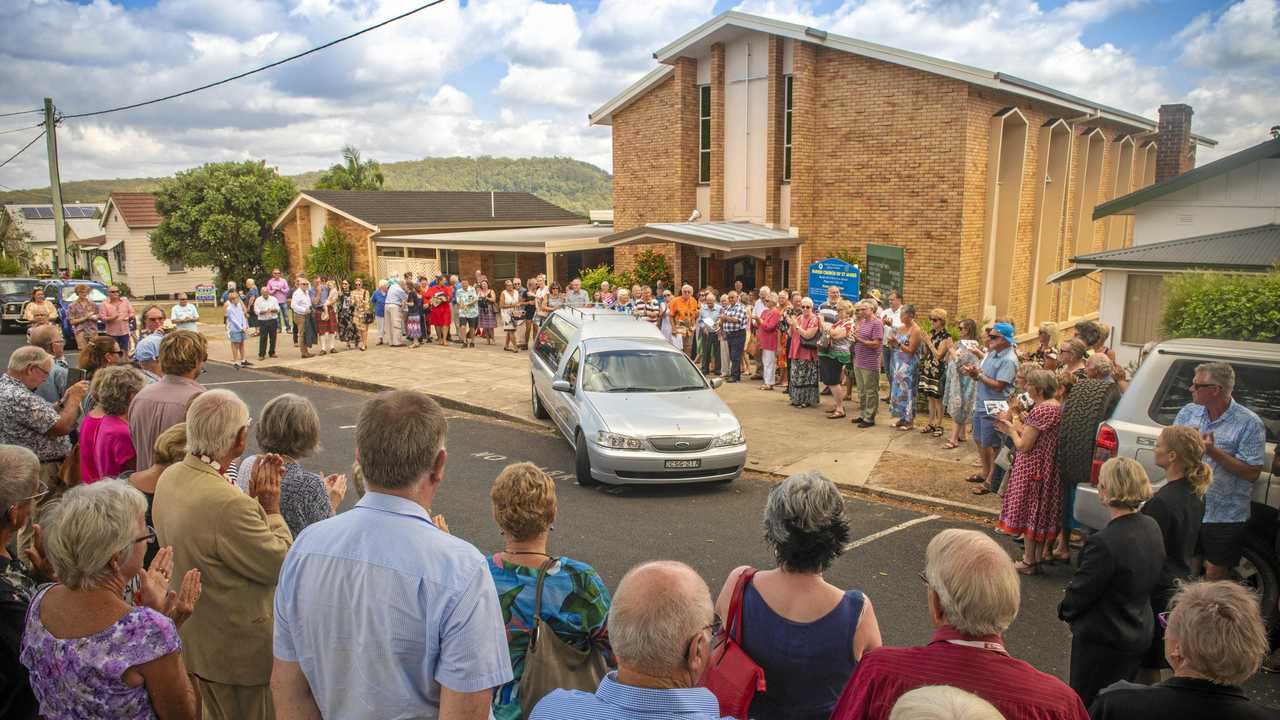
[665,459,702,469]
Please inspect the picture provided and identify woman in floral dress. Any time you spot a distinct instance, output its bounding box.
[66,284,100,350]
[477,280,497,344]
[404,281,425,348]
[917,308,952,437]
[888,305,924,430]
[486,463,612,720]
[994,368,1064,574]
[787,298,821,408]
[336,280,361,349]
[943,319,981,449]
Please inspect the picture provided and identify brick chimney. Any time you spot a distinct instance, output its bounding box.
[1155,104,1195,183]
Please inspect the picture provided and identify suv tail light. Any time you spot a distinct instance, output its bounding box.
[1090,423,1118,485]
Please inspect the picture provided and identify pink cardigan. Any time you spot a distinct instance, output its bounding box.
[757,309,781,353]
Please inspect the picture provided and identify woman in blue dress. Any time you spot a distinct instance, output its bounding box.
[486,463,613,720]
[888,304,925,430]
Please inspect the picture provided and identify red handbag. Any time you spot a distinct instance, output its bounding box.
[699,567,765,719]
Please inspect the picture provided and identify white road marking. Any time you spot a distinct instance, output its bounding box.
[339,425,356,429]
[201,379,290,386]
[847,514,940,550]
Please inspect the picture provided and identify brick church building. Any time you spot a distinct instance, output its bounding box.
[591,11,1216,335]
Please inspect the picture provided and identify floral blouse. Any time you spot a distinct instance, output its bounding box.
[67,298,98,335]
[21,585,181,720]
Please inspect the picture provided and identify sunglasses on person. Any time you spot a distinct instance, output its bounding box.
[1190,382,1221,390]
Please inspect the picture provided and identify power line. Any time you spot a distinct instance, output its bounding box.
[0,130,46,170]
[62,0,448,120]
[0,122,44,136]
[0,109,41,118]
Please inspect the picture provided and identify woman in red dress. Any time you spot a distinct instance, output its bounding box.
[994,368,1064,575]
[426,281,453,347]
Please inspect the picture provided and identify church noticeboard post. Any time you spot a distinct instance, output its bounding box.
[807,258,861,306]
[864,244,905,298]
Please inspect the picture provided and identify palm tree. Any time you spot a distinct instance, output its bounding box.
[315,145,385,191]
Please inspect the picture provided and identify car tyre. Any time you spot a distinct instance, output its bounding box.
[531,377,550,420]
[1239,534,1280,631]
[574,431,598,487]
[1056,378,1122,488]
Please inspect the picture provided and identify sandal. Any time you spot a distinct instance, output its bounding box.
[1013,560,1041,576]
[965,474,985,483]
[896,424,913,431]
[972,485,993,495]
[942,442,958,449]
[920,425,936,434]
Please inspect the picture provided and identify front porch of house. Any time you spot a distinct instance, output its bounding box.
[600,221,805,291]
[376,224,615,284]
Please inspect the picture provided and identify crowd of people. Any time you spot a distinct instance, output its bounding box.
[0,269,1274,720]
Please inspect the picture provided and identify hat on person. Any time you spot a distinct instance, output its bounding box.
[133,337,161,362]
[868,288,883,303]
[992,322,1015,344]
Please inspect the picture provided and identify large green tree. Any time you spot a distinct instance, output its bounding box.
[151,161,296,285]
[315,145,384,191]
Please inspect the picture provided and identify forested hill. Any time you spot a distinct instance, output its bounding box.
[0,156,613,216]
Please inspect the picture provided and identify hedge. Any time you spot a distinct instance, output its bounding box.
[1160,267,1280,343]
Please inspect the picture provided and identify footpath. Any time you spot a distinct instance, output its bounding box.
[202,323,1000,518]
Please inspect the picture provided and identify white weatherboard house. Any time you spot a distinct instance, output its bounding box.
[89,192,215,298]
[1051,137,1280,366]
[3,203,104,269]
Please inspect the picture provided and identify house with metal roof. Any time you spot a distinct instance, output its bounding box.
[3,203,104,270]
[1049,137,1279,364]
[273,190,612,283]
[589,10,1218,335]
[88,192,216,297]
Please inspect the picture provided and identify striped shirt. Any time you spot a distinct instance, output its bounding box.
[634,300,661,323]
[531,672,726,720]
[719,303,747,333]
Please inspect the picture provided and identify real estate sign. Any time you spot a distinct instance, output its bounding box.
[807,258,861,306]
[864,244,905,297]
[194,284,216,303]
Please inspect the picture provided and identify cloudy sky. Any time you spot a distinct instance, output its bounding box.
[0,0,1275,190]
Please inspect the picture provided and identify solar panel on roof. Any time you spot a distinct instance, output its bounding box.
[36,207,54,219]
[65,207,82,217]
[20,207,41,220]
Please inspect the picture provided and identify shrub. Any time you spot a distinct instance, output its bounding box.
[630,248,672,291]
[114,282,134,298]
[0,257,22,277]
[578,264,630,295]
[70,268,90,279]
[304,225,354,280]
[1160,268,1280,343]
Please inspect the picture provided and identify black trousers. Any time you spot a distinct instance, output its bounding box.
[1070,635,1143,709]
[257,318,278,358]
[725,329,746,380]
[699,329,720,374]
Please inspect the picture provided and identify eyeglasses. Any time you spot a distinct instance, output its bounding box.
[134,524,157,545]
[8,480,49,514]
[987,334,1001,340]
[918,571,929,585]
[1190,382,1220,390]
[1157,611,1170,629]
[704,615,723,638]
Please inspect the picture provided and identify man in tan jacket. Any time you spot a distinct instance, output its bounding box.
[154,389,292,719]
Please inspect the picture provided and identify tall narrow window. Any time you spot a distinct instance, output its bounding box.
[698,85,711,184]
[783,75,793,181]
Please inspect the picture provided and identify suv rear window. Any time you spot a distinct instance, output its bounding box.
[1150,360,1280,443]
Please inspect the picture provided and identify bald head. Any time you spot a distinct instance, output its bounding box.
[608,561,712,677]
[28,324,61,353]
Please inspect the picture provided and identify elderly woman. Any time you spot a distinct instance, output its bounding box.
[788,297,822,408]
[1054,339,1085,380]
[349,278,372,351]
[889,686,1003,720]
[66,284,100,349]
[818,300,855,418]
[477,280,497,344]
[1028,322,1059,369]
[235,394,346,538]
[124,423,187,568]
[918,308,952,437]
[887,304,925,430]
[1090,581,1272,719]
[79,366,146,485]
[0,446,44,720]
[224,290,249,367]
[1059,457,1164,707]
[486,463,612,719]
[337,279,359,350]
[717,471,882,720]
[169,293,199,333]
[756,293,783,390]
[942,319,980,449]
[993,369,1063,573]
[20,481,201,719]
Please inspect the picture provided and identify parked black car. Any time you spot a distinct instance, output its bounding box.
[0,277,43,334]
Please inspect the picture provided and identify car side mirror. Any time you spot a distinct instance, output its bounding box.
[709,377,724,389]
[552,379,573,393]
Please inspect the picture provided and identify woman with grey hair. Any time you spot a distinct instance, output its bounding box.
[0,445,45,719]
[79,365,146,484]
[19,481,201,719]
[993,368,1065,573]
[236,393,346,537]
[715,471,882,720]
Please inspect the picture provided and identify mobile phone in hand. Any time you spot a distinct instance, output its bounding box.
[65,367,86,385]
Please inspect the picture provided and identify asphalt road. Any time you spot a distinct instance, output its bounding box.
[6,331,1278,706]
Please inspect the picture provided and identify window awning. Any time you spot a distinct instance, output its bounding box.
[378,224,612,254]
[1046,265,1099,284]
[599,221,800,252]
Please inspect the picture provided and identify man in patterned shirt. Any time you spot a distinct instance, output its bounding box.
[1174,362,1267,581]
[633,287,661,324]
[0,346,87,487]
[717,291,748,382]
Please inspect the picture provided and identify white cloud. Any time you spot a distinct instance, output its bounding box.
[0,0,1275,188]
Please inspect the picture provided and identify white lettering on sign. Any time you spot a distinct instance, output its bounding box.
[470,452,575,483]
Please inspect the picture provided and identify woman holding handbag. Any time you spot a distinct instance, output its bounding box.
[486,463,613,720]
[714,471,881,720]
[787,298,821,408]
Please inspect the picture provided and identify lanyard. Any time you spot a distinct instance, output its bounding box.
[945,639,1008,655]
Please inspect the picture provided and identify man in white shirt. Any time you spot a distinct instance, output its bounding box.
[253,292,281,360]
[291,280,314,358]
[878,290,904,397]
[384,277,409,347]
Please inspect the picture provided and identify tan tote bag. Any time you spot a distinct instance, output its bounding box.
[518,557,609,717]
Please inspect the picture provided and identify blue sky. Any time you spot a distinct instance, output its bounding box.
[1,0,1274,187]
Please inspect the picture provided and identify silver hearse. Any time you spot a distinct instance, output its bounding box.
[530,307,747,486]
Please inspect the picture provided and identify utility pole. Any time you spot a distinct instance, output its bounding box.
[44,97,67,275]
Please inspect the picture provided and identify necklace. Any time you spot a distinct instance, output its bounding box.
[504,550,552,559]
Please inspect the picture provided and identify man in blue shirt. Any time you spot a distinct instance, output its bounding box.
[531,561,724,720]
[1174,362,1267,580]
[384,277,410,347]
[272,390,512,718]
[965,322,1018,495]
[717,291,749,383]
[697,292,721,376]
